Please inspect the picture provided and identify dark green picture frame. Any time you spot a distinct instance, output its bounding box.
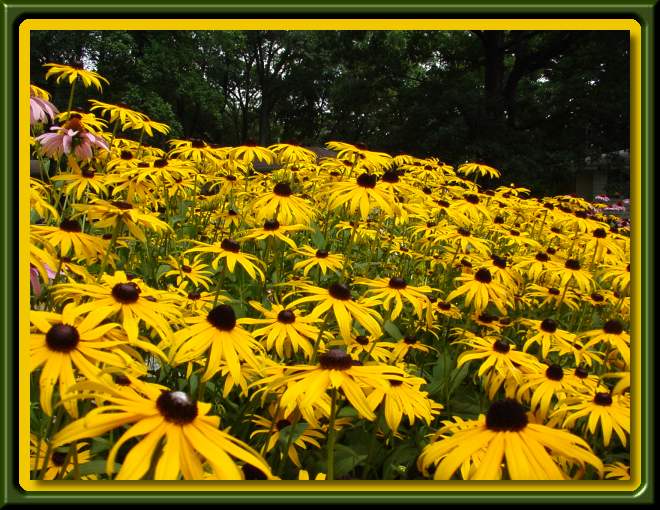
[2,0,654,504]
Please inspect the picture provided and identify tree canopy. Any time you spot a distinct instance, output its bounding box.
[30,29,630,196]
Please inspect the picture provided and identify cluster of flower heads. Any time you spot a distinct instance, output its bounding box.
[28,64,630,482]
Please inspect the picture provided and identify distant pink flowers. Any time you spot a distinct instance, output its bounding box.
[35,115,107,160]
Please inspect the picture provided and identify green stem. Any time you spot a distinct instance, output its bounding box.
[326,388,338,481]
[97,219,122,281]
[65,81,77,120]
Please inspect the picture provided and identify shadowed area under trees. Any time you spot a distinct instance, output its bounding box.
[30,29,630,196]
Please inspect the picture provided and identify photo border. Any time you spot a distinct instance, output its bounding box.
[2,1,654,504]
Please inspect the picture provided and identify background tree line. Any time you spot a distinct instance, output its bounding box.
[30,29,630,196]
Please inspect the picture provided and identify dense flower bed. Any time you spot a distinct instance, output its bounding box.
[28,64,630,481]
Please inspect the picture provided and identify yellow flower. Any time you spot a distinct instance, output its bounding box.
[288,282,383,340]
[241,301,321,360]
[172,304,265,382]
[325,173,399,220]
[52,380,273,480]
[185,238,265,281]
[249,181,316,226]
[30,304,131,416]
[44,62,109,91]
[31,219,107,262]
[30,434,92,480]
[163,255,214,291]
[418,399,603,480]
[446,268,512,315]
[292,245,344,277]
[268,141,317,164]
[260,348,406,421]
[354,276,433,320]
[89,99,147,126]
[239,219,308,249]
[457,162,501,179]
[580,319,630,367]
[554,391,630,447]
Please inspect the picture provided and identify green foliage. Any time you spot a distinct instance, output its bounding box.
[30,29,629,195]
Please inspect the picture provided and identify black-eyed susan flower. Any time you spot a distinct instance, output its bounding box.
[229,142,276,164]
[341,334,396,363]
[516,363,590,421]
[389,334,434,363]
[457,162,501,180]
[44,62,109,91]
[521,318,577,359]
[550,258,594,294]
[51,271,181,344]
[326,172,399,220]
[599,263,630,295]
[30,304,134,416]
[185,238,265,282]
[250,181,316,226]
[172,304,264,382]
[288,282,383,340]
[52,380,273,480]
[240,301,321,360]
[354,276,433,321]
[417,399,603,480]
[249,408,324,467]
[555,391,630,447]
[454,333,541,391]
[261,348,406,421]
[163,255,214,291]
[31,219,107,262]
[580,319,630,366]
[604,462,630,480]
[73,199,171,243]
[89,99,147,127]
[30,434,91,480]
[268,141,317,164]
[50,161,109,200]
[292,245,344,277]
[239,219,308,249]
[122,115,171,137]
[446,267,512,315]
[366,374,442,432]
[524,284,580,311]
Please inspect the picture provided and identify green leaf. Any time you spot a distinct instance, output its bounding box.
[311,227,326,248]
[383,320,403,340]
[277,422,308,449]
[70,459,120,477]
[332,444,367,479]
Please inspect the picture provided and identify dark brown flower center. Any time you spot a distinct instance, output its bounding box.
[190,138,205,149]
[59,219,82,232]
[464,193,480,205]
[478,313,497,324]
[381,170,400,183]
[603,320,624,335]
[328,283,352,301]
[156,391,198,425]
[493,340,510,353]
[263,219,280,231]
[535,252,550,262]
[437,301,452,311]
[545,364,564,381]
[45,324,80,352]
[548,287,560,296]
[436,199,450,208]
[221,238,240,253]
[111,282,141,304]
[207,304,236,331]
[475,268,492,284]
[277,309,296,324]
[113,374,132,386]
[574,366,589,379]
[242,464,268,480]
[275,419,291,431]
[492,255,507,269]
[187,291,201,300]
[388,277,407,289]
[120,150,133,160]
[457,227,471,237]
[51,451,68,467]
[593,228,607,239]
[273,182,293,197]
[389,379,403,387]
[356,173,378,189]
[319,349,353,370]
[594,392,613,406]
[486,399,528,431]
[403,335,417,345]
[154,159,168,168]
[315,249,329,258]
[111,201,133,210]
[355,335,370,346]
[181,265,192,273]
[565,259,581,271]
[81,167,96,178]
[540,318,558,333]
[590,293,604,302]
